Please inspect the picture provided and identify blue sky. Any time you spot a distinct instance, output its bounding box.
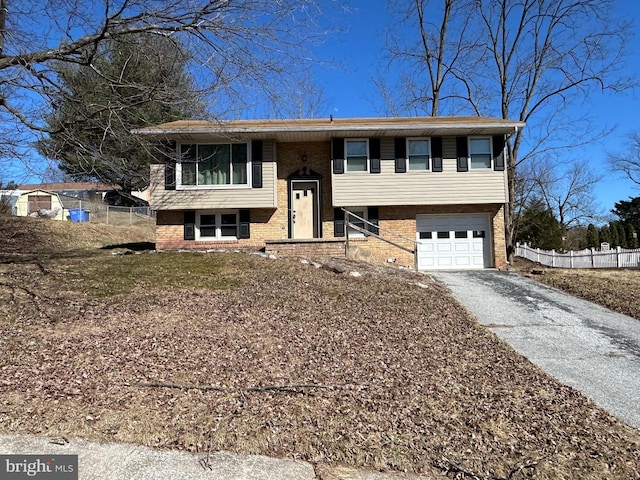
[6,0,640,219]
[309,0,640,217]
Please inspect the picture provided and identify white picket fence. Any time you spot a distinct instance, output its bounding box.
[515,242,640,269]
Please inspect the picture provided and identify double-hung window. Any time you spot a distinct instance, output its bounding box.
[469,138,492,169]
[407,138,430,171]
[197,211,238,240]
[180,143,248,186]
[345,140,368,172]
[347,207,367,238]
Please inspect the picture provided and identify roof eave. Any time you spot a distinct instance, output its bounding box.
[134,121,526,137]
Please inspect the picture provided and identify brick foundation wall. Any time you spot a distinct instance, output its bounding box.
[265,240,345,258]
[155,210,266,251]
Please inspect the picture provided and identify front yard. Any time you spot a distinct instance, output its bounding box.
[1,216,639,479]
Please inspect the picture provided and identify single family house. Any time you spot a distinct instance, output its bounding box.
[135,116,524,270]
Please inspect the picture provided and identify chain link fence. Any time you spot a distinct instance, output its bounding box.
[60,196,155,226]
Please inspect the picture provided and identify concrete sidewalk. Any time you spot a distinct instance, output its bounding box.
[0,434,315,480]
[0,434,444,480]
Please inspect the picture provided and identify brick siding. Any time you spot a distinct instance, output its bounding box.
[154,140,508,268]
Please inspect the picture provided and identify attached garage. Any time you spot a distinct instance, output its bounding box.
[416,214,492,270]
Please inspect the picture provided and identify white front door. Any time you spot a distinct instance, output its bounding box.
[416,214,491,270]
[292,182,317,239]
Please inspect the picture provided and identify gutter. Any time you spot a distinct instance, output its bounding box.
[133,120,527,136]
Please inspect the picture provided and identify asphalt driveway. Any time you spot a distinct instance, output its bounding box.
[431,270,640,430]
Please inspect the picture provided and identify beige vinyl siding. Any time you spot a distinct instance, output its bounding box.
[150,140,277,210]
[332,137,507,206]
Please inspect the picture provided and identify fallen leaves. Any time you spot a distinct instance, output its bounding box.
[0,219,639,479]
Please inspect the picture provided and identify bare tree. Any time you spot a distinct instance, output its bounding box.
[260,70,332,119]
[477,0,631,259]
[0,0,331,175]
[530,157,603,231]
[381,0,632,259]
[610,132,640,186]
[380,0,483,116]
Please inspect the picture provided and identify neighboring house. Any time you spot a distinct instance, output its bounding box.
[17,182,150,206]
[135,116,525,270]
[14,190,66,221]
[18,182,113,203]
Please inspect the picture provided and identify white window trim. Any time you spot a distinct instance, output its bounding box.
[346,207,368,238]
[345,139,370,173]
[176,143,252,190]
[406,137,432,172]
[196,210,239,241]
[468,136,493,170]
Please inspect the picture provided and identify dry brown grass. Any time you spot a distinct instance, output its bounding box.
[0,214,154,259]
[1,216,640,479]
[513,258,640,321]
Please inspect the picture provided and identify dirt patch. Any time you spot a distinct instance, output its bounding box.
[1,218,639,479]
[513,258,640,321]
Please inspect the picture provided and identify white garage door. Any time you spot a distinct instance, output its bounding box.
[416,214,491,270]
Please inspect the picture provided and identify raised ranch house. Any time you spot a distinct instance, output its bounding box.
[136,117,524,270]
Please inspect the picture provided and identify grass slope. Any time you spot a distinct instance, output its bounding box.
[1,216,639,479]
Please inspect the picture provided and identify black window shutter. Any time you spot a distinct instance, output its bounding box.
[493,135,505,171]
[368,207,379,236]
[252,140,263,161]
[456,136,469,172]
[394,137,407,173]
[332,138,345,174]
[163,141,177,190]
[239,209,250,239]
[334,207,345,237]
[252,140,263,188]
[252,161,263,188]
[369,138,381,173]
[165,161,176,190]
[432,137,443,172]
[184,211,195,240]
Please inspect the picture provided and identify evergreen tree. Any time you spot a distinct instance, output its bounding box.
[599,226,611,247]
[612,197,640,232]
[0,181,18,190]
[627,224,639,249]
[616,222,628,248]
[609,221,620,247]
[37,33,204,191]
[515,198,563,250]
[586,224,599,248]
